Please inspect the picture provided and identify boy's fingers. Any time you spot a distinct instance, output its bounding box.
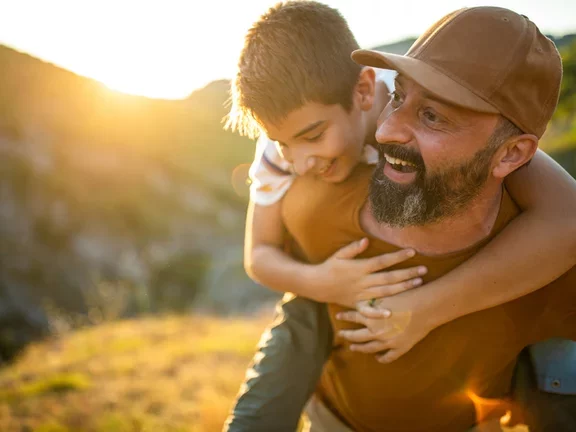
[356,303,390,318]
[338,328,377,343]
[368,266,427,287]
[332,238,369,259]
[335,310,368,326]
[377,346,408,363]
[350,340,389,354]
[364,249,416,273]
[364,278,423,298]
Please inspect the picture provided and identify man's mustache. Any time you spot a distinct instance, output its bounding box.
[376,143,425,170]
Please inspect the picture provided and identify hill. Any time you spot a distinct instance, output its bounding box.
[372,33,576,55]
[0,44,276,362]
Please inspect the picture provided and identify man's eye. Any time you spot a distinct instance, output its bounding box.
[423,110,439,123]
[389,91,402,107]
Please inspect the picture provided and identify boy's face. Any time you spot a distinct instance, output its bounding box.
[262,101,367,183]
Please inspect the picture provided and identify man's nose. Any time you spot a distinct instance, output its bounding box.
[375,103,413,145]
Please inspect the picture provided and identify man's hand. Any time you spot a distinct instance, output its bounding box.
[335,291,437,363]
[309,238,427,308]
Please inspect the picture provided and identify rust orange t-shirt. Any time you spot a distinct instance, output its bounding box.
[282,164,576,432]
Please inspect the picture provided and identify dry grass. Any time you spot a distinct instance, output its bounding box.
[0,314,531,432]
[0,314,269,432]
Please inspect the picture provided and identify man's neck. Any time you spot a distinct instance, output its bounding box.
[360,184,504,256]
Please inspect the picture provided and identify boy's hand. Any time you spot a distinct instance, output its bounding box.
[335,290,437,363]
[310,238,426,308]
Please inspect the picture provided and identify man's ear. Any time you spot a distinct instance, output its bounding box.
[356,67,376,111]
[492,134,539,178]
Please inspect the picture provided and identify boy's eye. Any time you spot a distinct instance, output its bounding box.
[304,132,324,142]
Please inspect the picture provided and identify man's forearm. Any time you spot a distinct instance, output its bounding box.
[224,294,333,432]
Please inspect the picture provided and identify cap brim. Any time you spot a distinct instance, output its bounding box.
[352,49,498,114]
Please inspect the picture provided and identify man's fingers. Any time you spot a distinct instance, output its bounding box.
[350,340,389,354]
[338,328,378,343]
[336,310,368,326]
[363,249,416,273]
[332,238,369,259]
[363,278,423,299]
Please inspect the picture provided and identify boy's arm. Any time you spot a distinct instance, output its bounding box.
[338,149,576,362]
[422,149,576,319]
[426,149,576,322]
[245,200,425,307]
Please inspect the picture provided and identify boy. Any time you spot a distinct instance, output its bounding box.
[225,2,576,430]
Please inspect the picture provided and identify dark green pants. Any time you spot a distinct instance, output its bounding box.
[224,294,332,432]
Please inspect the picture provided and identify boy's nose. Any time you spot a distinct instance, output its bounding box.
[293,155,317,176]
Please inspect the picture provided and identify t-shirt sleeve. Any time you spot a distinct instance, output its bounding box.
[249,135,295,206]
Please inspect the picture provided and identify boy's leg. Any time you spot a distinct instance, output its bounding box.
[511,346,576,432]
[224,293,333,432]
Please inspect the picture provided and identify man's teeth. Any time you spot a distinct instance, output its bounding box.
[384,154,415,167]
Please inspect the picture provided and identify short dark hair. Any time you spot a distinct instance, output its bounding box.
[226,1,362,138]
[488,116,524,151]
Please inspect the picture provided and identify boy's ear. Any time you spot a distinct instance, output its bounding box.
[356,67,376,111]
[492,134,539,178]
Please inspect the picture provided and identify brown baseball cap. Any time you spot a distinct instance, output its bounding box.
[352,7,562,138]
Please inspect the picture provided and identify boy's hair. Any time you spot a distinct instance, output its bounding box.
[226,1,362,138]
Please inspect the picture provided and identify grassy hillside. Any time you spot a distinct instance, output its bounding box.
[0,315,269,432]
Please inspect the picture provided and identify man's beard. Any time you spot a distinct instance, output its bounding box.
[369,141,499,227]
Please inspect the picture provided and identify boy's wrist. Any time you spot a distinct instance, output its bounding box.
[414,288,451,331]
[296,264,329,303]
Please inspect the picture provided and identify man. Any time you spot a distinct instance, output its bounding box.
[281,7,574,431]
[227,6,576,432]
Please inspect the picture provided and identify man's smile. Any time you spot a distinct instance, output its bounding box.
[383,153,418,184]
[384,153,417,170]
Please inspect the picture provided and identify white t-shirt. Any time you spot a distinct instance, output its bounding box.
[248,69,396,206]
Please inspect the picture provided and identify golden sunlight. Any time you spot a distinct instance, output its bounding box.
[96,66,197,100]
[1,0,573,100]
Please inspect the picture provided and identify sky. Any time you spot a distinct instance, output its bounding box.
[0,0,574,99]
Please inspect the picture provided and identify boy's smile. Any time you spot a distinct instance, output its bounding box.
[262,102,367,183]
